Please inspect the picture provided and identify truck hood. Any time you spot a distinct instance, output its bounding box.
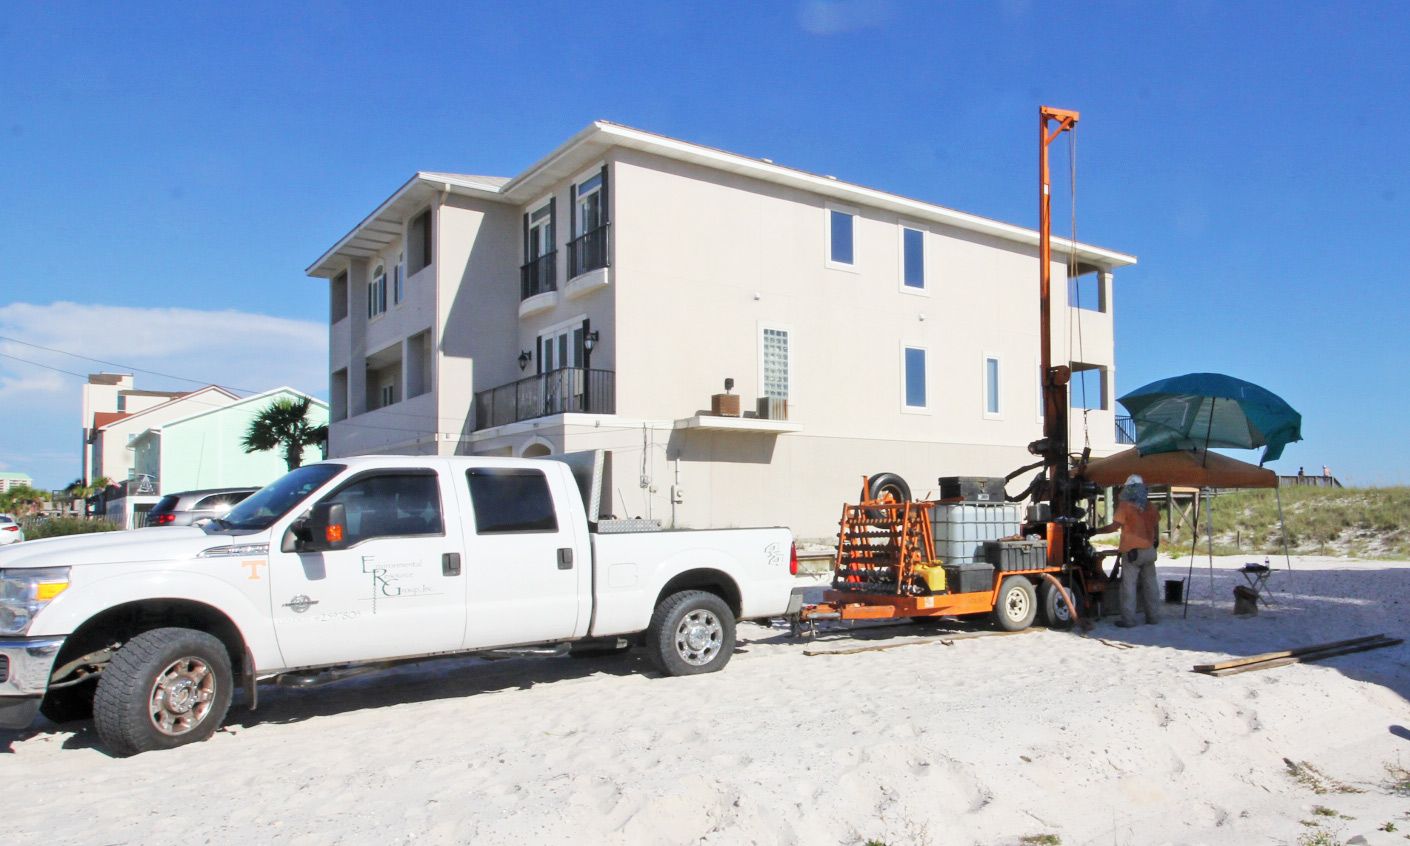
[0,527,264,569]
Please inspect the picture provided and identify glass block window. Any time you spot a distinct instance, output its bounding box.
[762,328,790,399]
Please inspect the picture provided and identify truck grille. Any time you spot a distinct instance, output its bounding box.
[0,654,9,683]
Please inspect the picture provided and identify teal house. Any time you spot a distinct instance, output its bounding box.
[131,388,329,496]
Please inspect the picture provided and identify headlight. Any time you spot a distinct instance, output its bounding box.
[0,567,72,636]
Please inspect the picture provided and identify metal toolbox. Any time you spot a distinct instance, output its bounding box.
[937,476,1008,503]
[983,539,1048,571]
[943,561,997,594]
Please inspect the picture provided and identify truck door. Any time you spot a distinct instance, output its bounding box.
[266,465,467,668]
[459,465,585,648]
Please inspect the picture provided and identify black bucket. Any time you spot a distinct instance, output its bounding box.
[1164,579,1185,604]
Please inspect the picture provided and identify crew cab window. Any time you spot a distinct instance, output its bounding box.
[467,468,558,534]
[323,472,444,545]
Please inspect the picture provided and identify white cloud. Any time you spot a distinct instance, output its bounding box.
[798,0,892,35]
[0,302,327,488]
[0,302,327,401]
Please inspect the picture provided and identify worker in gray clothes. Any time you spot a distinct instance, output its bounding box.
[1093,474,1162,627]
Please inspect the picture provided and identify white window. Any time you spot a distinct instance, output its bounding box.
[537,315,586,373]
[379,383,394,408]
[367,264,387,319]
[901,225,925,291]
[761,327,790,400]
[574,173,604,237]
[529,202,554,257]
[826,205,856,268]
[902,346,927,411]
[393,252,405,305]
[984,355,1002,418]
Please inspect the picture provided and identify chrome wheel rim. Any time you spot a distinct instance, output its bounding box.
[1005,586,1031,621]
[674,609,723,666]
[149,656,216,736]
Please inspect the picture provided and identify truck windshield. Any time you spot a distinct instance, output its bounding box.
[215,464,345,532]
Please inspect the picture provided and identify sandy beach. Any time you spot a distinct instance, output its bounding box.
[5,554,1408,846]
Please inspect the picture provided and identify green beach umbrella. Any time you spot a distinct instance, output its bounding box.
[1117,372,1303,465]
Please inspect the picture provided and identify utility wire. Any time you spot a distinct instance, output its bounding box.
[0,334,260,394]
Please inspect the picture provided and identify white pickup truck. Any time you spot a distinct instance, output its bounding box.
[0,454,798,755]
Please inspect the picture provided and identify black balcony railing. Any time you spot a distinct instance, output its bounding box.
[520,251,557,300]
[1116,415,1136,445]
[474,367,615,430]
[567,223,610,278]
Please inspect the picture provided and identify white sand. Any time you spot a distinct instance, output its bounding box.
[6,555,1409,845]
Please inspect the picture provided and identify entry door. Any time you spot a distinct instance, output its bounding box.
[538,324,584,413]
[460,465,587,649]
[266,466,467,668]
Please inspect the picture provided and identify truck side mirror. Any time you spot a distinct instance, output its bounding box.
[302,502,349,552]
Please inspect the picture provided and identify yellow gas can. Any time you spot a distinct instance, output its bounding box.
[913,563,947,593]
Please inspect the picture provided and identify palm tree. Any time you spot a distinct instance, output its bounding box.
[0,484,46,515]
[64,477,109,517]
[242,396,328,471]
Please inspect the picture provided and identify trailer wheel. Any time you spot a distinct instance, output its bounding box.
[993,576,1037,632]
[1039,580,1075,630]
[93,628,233,757]
[647,590,736,676]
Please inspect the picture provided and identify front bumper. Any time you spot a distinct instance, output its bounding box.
[0,636,65,729]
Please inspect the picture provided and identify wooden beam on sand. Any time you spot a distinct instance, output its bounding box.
[1192,634,1401,677]
[1192,634,1389,672]
[803,628,1039,656]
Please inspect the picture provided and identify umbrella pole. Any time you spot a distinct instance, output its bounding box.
[1202,398,1217,467]
[1275,483,1293,578]
[1183,491,1200,619]
[1207,489,1217,604]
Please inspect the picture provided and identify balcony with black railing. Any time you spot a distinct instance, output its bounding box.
[474,367,615,431]
[568,223,610,278]
[1116,415,1136,445]
[520,251,557,300]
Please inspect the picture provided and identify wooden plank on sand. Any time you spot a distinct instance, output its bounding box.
[1191,633,1389,673]
[1202,637,1401,678]
[803,628,1039,657]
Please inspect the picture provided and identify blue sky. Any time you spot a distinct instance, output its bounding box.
[2,1,1406,489]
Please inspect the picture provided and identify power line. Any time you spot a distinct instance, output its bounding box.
[0,334,260,394]
[0,351,93,380]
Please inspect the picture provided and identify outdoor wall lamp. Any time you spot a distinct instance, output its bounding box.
[518,350,532,371]
[583,330,600,352]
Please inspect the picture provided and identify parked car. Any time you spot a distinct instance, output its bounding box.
[0,514,23,545]
[144,487,258,527]
[0,454,799,755]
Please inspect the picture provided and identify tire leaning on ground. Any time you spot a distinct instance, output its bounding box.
[646,590,736,676]
[1038,579,1075,630]
[93,627,234,757]
[993,576,1038,632]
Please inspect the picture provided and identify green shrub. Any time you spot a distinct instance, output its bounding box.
[20,517,121,540]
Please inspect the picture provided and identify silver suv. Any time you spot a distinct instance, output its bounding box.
[144,487,258,527]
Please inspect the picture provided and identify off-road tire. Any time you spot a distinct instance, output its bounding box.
[39,680,97,724]
[1039,579,1075,630]
[93,627,233,757]
[646,590,735,676]
[993,576,1038,632]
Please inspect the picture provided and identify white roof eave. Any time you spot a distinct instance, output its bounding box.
[307,121,1136,279]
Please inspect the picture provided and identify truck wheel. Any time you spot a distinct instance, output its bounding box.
[1039,580,1075,630]
[40,680,97,724]
[647,590,735,676]
[993,576,1037,632]
[93,628,233,757]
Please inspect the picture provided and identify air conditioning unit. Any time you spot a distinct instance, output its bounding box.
[756,397,788,420]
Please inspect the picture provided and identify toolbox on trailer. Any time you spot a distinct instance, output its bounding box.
[943,561,997,594]
[937,476,1008,503]
[983,539,1048,571]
